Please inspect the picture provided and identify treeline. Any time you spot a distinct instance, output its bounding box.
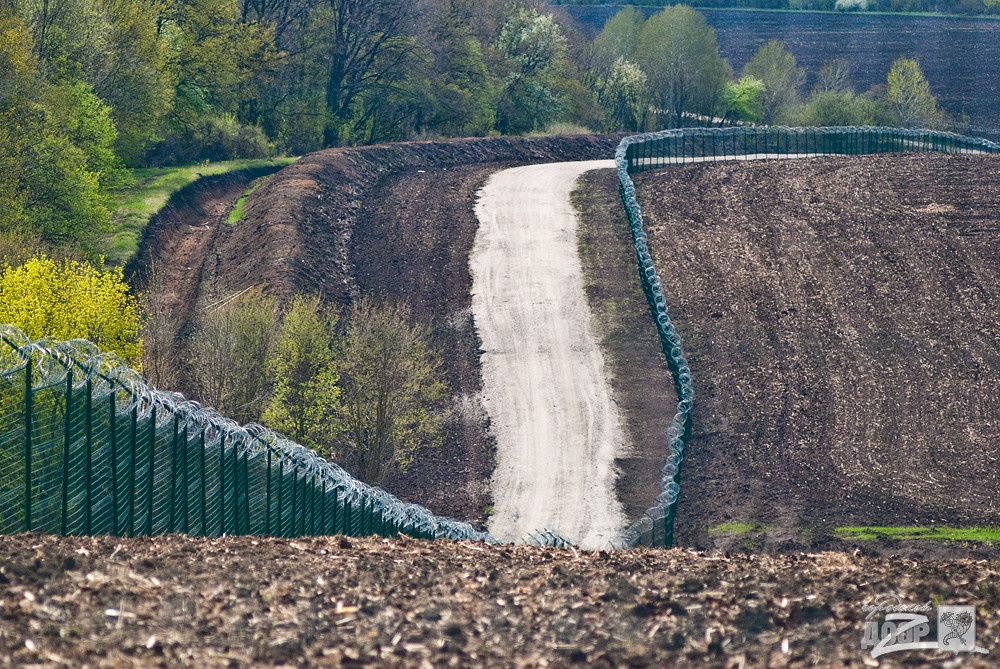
[588,6,954,131]
[550,0,1000,16]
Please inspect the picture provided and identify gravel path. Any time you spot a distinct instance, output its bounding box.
[471,160,625,549]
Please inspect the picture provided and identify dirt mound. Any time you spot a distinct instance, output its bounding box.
[631,153,1000,550]
[1,533,997,667]
[128,135,622,525]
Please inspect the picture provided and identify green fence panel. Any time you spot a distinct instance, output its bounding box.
[0,327,494,544]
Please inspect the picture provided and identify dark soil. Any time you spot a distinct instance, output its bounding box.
[127,136,623,525]
[350,165,502,524]
[2,533,998,668]
[626,153,1000,554]
[573,170,677,524]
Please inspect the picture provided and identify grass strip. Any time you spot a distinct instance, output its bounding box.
[105,157,296,265]
[836,525,1000,543]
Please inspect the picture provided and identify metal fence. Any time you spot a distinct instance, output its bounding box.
[0,325,494,542]
[614,125,1000,549]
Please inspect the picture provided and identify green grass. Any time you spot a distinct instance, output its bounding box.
[836,526,1000,543]
[226,177,272,224]
[104,157,296,265]
[708,522,766,534]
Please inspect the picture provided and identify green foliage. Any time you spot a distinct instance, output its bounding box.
[494,7,569,135]
[797,90,878,126]
[885,57,949,129]
[263,295,341,454]
[635,5,730,129]
[0,255,143,363]
[597,57,648,131]
[335,298,448,485]
[743,40,804,124]
[722,76,765,123]
[107,158,294,265]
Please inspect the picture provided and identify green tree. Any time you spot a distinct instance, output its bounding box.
[722,75,765,123]
[635,6,730,129]
[743,40,804,124]
[590,5,644,71]
[190,287,278,424]
[336,298,447,486]
[0,9,116,246]
[884,57,948,129]
[797,90,877,126]
[0,256,144,363]
[493,7,568,135]
[263,295,341,454]
[597,56,647,131]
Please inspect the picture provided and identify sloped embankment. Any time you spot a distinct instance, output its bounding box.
[128,136,622,524]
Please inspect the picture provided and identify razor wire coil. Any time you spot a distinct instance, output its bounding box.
[0,325,495,543]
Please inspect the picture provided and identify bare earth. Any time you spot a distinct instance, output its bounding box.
[632,153,1000,551]
[472,161,627,548]
[1,533,998,668]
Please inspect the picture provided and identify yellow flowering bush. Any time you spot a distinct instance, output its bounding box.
[0,256,143,364]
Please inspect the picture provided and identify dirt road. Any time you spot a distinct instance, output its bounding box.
[471,160,625,549]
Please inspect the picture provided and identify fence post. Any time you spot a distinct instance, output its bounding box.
[277,458,285,536]
[61,368,72,534]
[231,438,239,534]
[147,405,156,535]
[169,415,178,532]
[110,391,118,535]
[85,378,93,534]
[181,424,189,534]
[199,429,206,535]
[265,449,272,535]
[129,405,137,536]
[23,356,32,532]
[218,434,226,535]
[242,448,250,534]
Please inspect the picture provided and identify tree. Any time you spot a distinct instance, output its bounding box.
[263,295,341,454]
[814,58,854,94]
[317,0,419,146]
[0,256,144,364]
[598,56,647,131]
[743,40,804,124]
[635,6,730,129]
[335,298,447,485]
[493,7,569,135]
[722,75,765,123]
[797,90,877,126]
[589,5,644,71]
[190,287,278,424]
[885,57,948,129]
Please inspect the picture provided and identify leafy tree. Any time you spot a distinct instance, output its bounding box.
[190,287,278,424]
[884,57,948,129]
[263,295,341,454]
[722,75,765,123]
[597,56,647,131]
[493,7,568,135]
[335,298,447,485]
[589,5,644,71]
[743,40,804,124]
[0,256,143,363]
[0,9,115,246]
[797,90,877,126]
[635,6,730,129]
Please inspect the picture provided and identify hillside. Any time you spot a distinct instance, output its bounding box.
[622,153,1000,551]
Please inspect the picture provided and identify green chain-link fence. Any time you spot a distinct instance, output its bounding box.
[615,125,1000,549]
[0,326,494,542]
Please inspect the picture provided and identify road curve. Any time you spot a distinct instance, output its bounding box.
[471,160,625,549]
